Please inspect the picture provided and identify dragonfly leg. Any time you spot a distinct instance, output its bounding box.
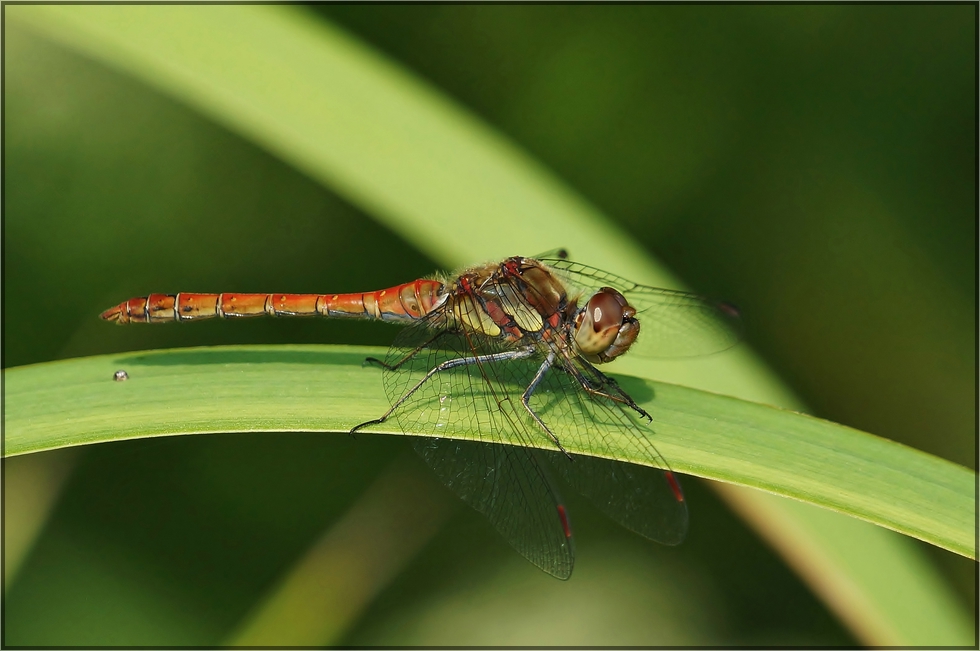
[521,352,572,459]
[351,345,538,433]
[364,330,448,370]
[567,360,652,421]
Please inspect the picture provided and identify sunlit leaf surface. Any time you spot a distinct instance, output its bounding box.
[5,345,973,562]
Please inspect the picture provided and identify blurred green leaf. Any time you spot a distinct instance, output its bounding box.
[225,461,454,647]
[4,3,725,283]
[722,490,976,646]
[4,346,974,562]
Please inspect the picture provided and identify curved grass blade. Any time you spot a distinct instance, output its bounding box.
[3,345,973,563]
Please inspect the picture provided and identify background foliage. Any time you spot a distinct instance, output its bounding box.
[4,5,975,646]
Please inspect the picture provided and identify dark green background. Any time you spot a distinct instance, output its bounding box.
[4,5,975,645]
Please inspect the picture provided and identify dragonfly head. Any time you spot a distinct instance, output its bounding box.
[572,287,639,364]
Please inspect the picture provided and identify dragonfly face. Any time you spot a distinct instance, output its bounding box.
[571,287,639,364]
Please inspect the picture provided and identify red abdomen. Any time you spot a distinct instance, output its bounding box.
[100,280,444,325]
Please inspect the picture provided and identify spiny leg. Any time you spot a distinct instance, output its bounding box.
[566,358,651,421]
[520,352,572,460]
[351,346,537,433]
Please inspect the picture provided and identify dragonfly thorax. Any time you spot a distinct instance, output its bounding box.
[571,287,639,364]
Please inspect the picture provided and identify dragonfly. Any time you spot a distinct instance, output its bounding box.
[101,251,740,579]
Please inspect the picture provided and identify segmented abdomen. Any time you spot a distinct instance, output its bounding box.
[100,280,444,325]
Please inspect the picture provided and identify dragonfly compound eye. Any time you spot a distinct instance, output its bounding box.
[573,288,639,363]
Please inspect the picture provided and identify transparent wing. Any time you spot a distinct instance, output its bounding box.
[529,354,688,545]
[379,310,687,567]
[415,438,575,579]
[380,315,575,579]
[540,257,742,358]
[529,247,569,260]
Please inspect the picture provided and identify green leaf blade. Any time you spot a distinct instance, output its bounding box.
[4,345,973,560]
